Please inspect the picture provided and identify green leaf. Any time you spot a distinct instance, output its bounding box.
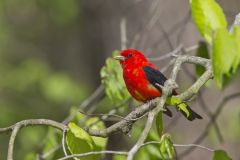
[66,122,97,160]
[164,138,174,159]
[159,134,175,160]
[156,112,163,136]
[231,26,240,70]
[212,27,240,88]
[191,0,227,43]
[85,117,108,151]
[100,50,130,105]
[213,150,231,160]
[196,41,209,77]
[67,109,108,153]
[166,96,190,118]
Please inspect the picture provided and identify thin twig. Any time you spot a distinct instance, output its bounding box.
[57,150,128,160]
[198,91,224,142]
[62,129,68,157]
[148,45,183,61]
[141,141,214,152]
[174,144,214,152]
[7,126,20,160]
[148,44,199,62]
[127,111,155,160]
[80,110,147,122]
[120,17,128,50]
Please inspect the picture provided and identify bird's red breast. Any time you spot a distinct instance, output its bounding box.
[116,49,162,102]
[123,63,161,102]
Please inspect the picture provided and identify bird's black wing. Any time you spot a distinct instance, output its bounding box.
[143,66,172,117]
[143,66,167,91]
[143,66,202,121]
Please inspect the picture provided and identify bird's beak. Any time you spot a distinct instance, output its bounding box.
[113,55,125,61]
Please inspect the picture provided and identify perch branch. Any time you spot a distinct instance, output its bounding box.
[86,55,212,138]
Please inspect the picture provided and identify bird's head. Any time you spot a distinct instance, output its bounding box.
[114,49,148,67]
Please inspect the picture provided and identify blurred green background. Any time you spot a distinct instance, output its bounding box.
[0,0,92,158]
[0,0,240,159]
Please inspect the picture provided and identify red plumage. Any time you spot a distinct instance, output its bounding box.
[117,49,162,102]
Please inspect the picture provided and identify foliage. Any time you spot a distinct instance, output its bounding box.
[190,0,227,44]
[191,0,240,88]
[100,50,130,105]
[212,27,240,88]
[66,110,107,160]
[67,122,97,160]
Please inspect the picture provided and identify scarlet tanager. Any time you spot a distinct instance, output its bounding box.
[114,49,202,121]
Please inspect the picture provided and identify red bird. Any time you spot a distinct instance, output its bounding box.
[114,49,202,121]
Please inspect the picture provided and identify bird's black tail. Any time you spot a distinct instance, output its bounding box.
[163,107,173,117]
[179,105,202,121]
[162,105,202,121]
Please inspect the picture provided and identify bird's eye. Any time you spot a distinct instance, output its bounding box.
[127,53,133,58]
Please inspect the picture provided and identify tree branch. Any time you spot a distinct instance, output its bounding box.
[0,54,213,160]
[127,111,155,160]
[0,119,67,160]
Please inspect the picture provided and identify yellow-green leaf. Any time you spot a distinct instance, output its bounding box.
[212,27,240,88]
[191,0,227,43]
[166,96,190,118]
